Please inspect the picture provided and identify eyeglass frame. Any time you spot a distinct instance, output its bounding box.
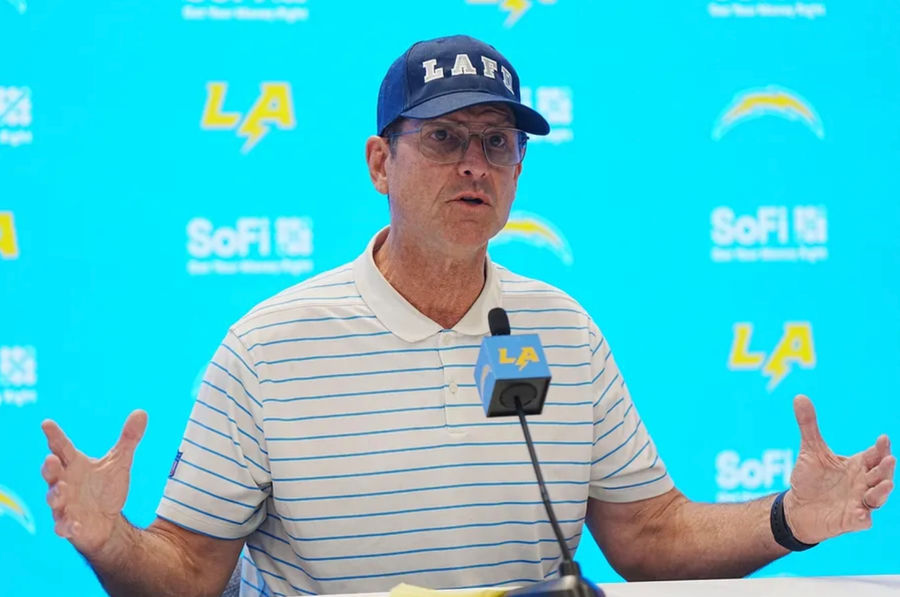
[383,119,529,167]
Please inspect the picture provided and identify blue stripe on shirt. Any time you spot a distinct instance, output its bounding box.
[275,499,584,523]
[592,419,644,464]
[208,361,261,408]
[247,330,392,351]
[261,365,444,385]
[272,460,586,482]
[238,313,376,339]
[222,341,258,379]
[593,373,620,408]
[272,479,589,502]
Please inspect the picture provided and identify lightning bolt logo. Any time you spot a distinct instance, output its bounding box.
[762,323,816,391]
[0,485,35,534]
[501,0,531,26]
[493,211,573,265]
[237,116,269,154]
[467,0,556,27]
[713,85,824,140]
[728,322,816,391]
[201,82,296,154]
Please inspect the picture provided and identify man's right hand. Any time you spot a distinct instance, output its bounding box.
[40,410,148,559]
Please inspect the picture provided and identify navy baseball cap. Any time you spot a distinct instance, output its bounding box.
[377,35,550,136]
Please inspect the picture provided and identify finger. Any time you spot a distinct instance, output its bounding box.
[109,410,148,463]
[863,435,892,469]
[54,518,73,539]
[793,395,827,450]
[41,419,78,468]
[41,454,64,485]
[51,505,67,523]
[864,479,894,510]
[70,520,84,541]
[46,481,67,510]
[865,455,896,487]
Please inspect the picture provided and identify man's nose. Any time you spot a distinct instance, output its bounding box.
[456,135,490,178]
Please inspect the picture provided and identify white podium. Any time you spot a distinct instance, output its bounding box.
[310,575,900,597]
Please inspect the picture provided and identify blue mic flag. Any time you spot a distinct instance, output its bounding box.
[474,333,552,417]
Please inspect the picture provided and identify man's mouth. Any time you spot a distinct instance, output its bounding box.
[459,197,486,205]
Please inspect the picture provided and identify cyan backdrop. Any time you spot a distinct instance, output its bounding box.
[2,1,899,595]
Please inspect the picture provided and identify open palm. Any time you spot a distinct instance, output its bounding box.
[785,396,894,544]
[40,410,148,557]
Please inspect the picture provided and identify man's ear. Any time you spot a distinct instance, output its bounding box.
[365,135,390,195]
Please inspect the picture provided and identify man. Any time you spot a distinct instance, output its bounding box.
[40,35,894,597]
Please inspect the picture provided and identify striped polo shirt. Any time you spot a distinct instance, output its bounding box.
[158,228,673,597]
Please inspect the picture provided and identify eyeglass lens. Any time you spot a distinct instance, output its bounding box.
[418,122,524,166]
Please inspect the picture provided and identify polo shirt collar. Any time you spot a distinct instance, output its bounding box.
[353,227,502,343]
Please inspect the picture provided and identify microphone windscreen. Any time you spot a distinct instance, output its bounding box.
[488,307,511,336]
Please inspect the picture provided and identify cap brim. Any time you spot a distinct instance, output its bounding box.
[400,91,550,135]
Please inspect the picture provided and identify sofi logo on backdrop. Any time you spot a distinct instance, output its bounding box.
[187,216,314,276]
[182,0,309,24]
[708,2,825,19]
[716,449,793,502]
[728,322,816,391]
[0,345,38,407]
[201,82,296,153]
[711,206,828,263]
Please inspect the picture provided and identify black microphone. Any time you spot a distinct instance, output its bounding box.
[488,307,511,336]
[475,307,604,597]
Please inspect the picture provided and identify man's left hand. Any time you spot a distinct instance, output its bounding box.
[784,395,895,544]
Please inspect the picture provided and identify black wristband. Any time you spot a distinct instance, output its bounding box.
[770,490,818,551]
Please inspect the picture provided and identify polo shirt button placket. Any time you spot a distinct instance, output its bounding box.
[440,331,466,433]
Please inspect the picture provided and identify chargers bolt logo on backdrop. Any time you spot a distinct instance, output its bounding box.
[0,86,33,147]
[0,212,20,259]
[0,485,35,534]
[711,206,828,264]
[492,211,573,265]
[466,0,558,27]
[201,82,296,153]
[713,86,824,140]
[728,323,816,391]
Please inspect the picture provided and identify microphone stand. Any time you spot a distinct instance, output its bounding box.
[505,397,604,597]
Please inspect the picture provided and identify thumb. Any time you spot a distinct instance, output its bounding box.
[109,410,148,464]
[794,395,827,451]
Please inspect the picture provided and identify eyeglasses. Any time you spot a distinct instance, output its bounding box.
[387,120,528,167]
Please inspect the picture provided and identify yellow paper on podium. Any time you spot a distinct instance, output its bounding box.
[389,582,509,597]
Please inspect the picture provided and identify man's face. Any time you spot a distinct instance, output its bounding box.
[379,104,524,255]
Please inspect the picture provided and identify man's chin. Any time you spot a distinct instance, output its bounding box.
[440,225,495,253]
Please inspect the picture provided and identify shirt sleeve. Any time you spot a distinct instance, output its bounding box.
[156,329,271,539]
[587,318,674,502]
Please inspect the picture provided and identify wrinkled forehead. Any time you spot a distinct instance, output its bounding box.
[420,103,516,126]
